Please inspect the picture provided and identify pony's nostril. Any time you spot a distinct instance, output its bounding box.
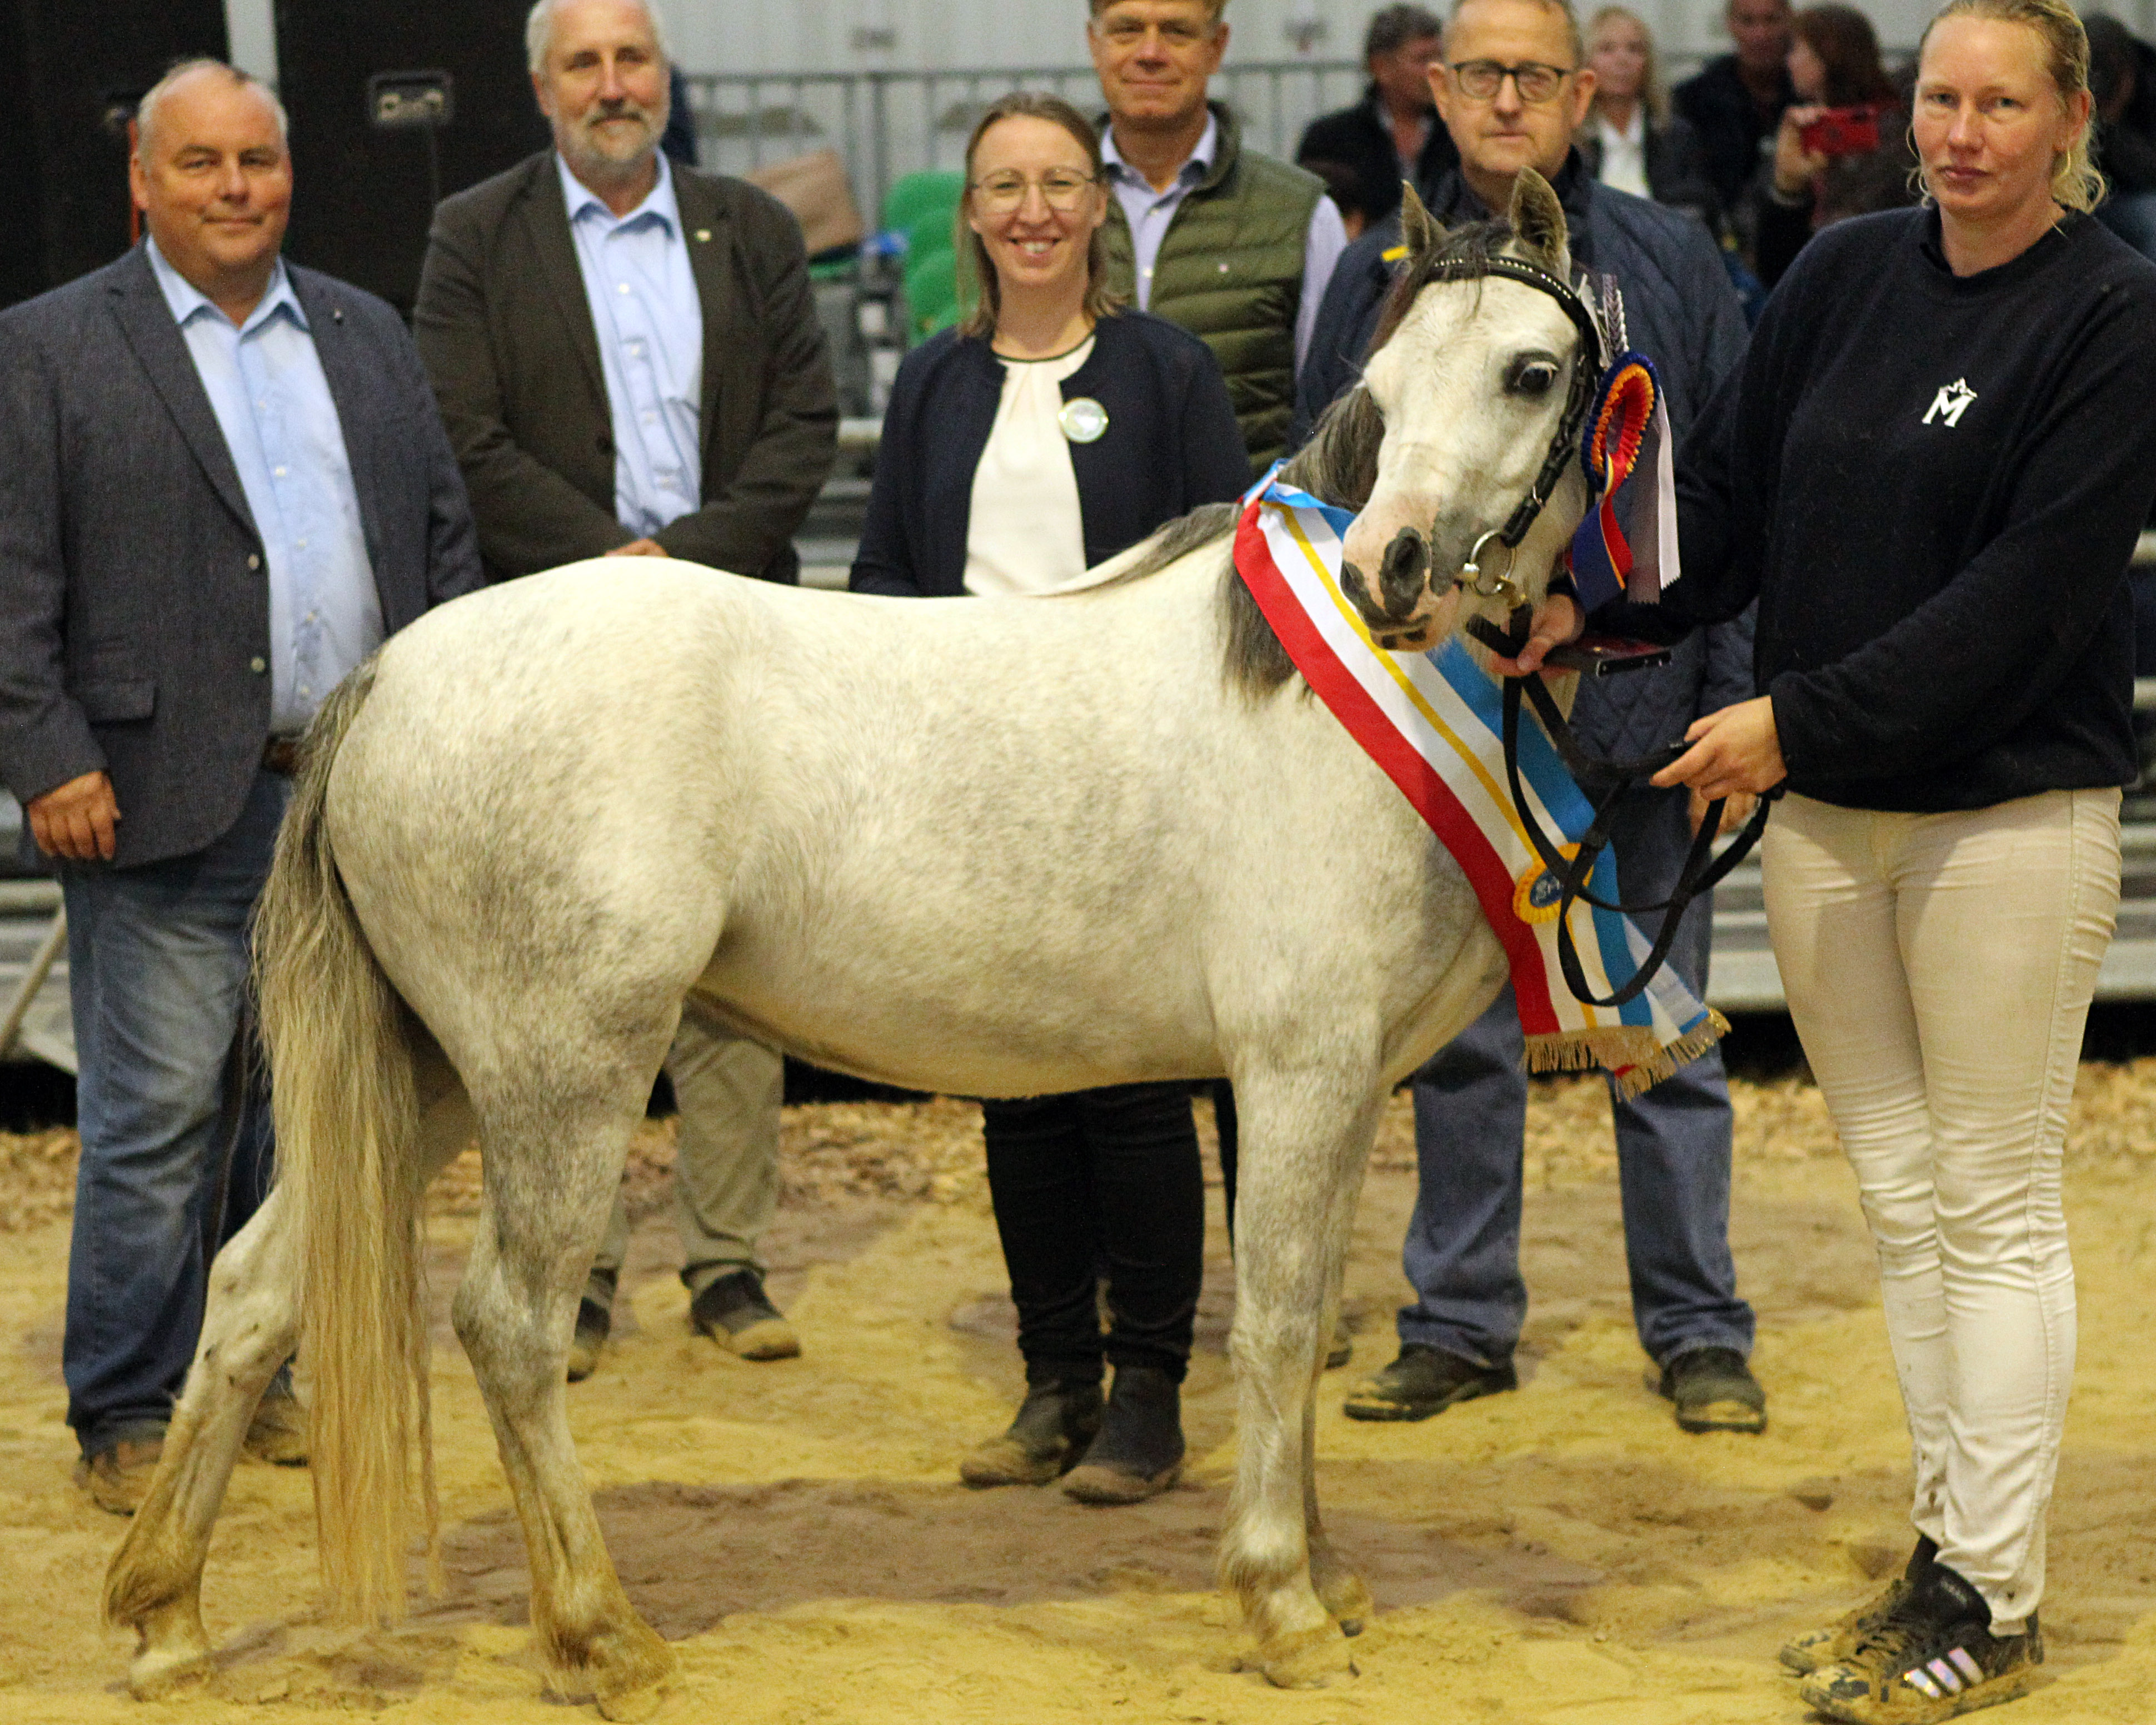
[1339,560,1398,629]
[1378,528,1430,613]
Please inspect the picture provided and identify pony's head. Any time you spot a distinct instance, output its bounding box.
[1324,169,1597,656]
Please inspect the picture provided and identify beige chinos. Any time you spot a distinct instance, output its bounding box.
[583,994,784,1306]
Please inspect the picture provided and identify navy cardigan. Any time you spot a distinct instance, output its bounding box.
[849,310,1249,598]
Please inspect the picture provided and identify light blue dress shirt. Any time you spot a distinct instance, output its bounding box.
[557,153,705,539]
[1102,114,1349,377]
[146,238,382,736]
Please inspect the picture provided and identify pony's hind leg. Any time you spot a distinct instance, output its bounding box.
[1219,1061,1383,1688]
[104,1179,301,1696]
[453,1055,673,1721]
[106,1061,476,1698]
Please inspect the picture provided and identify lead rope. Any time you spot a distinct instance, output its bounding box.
[1467,607,1778,1010]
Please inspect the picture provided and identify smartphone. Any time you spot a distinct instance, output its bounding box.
[1798,104,1883,158]
[1545,636,1672,677]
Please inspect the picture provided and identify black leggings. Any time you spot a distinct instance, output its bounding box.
[981,1081,1205,1386]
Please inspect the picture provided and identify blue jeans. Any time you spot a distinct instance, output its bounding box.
[61,769,288,1455]
[1399,785,1754,1369]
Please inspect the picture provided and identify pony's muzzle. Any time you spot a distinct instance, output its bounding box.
[1340,526,1435,634]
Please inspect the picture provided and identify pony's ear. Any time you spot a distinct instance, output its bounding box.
[1400,182,1445,257]
[1506,168,1570,274]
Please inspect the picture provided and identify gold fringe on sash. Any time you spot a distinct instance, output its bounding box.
[1524,1009,1731,1101]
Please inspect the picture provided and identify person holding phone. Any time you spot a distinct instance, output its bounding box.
[1505,2,2156,1717]
[1756,3,1912,283]
[851,93,1246,1506]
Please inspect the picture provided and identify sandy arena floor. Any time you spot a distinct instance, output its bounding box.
[5,1068,2156,1724]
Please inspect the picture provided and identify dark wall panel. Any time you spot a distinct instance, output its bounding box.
[0,0,229,307]
[273,0,546,313]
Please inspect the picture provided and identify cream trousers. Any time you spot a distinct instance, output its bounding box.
[1763,787,2121,1630]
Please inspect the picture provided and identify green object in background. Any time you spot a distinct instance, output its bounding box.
[906,209,957,265]
[881,168,967,237]
[904,247,959,335]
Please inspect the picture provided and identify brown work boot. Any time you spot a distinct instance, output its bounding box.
[74,1428,166,1515]
[242,1387,310,1466]
[690,1269,801,1361]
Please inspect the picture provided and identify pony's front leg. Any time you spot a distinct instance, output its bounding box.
[1219,1064,1382,1687]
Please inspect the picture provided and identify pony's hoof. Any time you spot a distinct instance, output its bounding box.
[1247,1623,1358,1688]
[595,1677,667,1722]
[1317,1571,1375,1636]
[127,1644,212,1701]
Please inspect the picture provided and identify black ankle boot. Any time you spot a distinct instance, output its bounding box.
[959,1378,1104,1488]
[1062,1363,1185,1504]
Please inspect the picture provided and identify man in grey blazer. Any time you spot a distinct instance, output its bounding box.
[0,61,481,1512]
[414,0,838,1378]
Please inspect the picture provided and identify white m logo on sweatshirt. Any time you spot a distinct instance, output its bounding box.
[1924,378,1978,427]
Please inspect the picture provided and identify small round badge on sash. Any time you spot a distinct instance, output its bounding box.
[1059,397,1110,444]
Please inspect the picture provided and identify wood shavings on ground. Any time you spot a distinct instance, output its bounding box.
[6,1054,2154,1237]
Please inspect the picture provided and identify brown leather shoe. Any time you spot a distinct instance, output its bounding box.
[242,1389,310,1466]
[74,1431,165,1515]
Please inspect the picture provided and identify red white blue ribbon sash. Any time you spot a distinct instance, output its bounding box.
[1234,471,1724,1091]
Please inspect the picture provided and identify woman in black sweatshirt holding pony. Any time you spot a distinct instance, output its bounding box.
[1509,2,2156,1719]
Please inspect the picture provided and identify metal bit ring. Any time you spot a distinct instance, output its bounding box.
[1460,530,1521,601]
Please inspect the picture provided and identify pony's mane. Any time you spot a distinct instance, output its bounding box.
[1056,217,1521,698]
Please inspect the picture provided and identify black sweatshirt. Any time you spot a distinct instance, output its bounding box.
[1604,206,2156,812]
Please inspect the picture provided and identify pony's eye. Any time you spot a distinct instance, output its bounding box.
[1506,357,1560,397]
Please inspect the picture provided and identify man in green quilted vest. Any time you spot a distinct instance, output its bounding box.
[1087,0,1349,472]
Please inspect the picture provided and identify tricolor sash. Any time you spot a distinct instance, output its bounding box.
[1234,471,1726,1095]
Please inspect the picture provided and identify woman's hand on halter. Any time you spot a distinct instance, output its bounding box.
[1653,695,1788,799]
[1486,594,1584,677]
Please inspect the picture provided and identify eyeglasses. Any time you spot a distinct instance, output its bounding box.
[1448,59,1575,103]
[970,169,1100,213]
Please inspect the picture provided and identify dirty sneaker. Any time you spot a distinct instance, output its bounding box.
[1782,1537,1939,1674]
[1800,1560,2043,1724]
[1342,1344,1516,1422]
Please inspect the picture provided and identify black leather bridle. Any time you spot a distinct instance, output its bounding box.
[1421,253,1777,1011]
[1420,252,1609,604]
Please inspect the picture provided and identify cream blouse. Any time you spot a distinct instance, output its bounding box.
[962,336,1097,596]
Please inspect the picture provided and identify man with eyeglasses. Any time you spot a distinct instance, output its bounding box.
[413,0,838,1380]
[1086,0,1349,471]
[1296,0,1769,1440]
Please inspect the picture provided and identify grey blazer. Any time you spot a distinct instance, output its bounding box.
[413,152,839,585]
[0,246,482,868]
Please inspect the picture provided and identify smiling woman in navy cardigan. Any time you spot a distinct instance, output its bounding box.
[850,93,1244,1505]
[851,309,1247,596]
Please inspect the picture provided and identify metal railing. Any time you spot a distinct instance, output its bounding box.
[681,61,1370,226]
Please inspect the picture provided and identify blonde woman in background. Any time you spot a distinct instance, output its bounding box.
[1582,6,1723,228]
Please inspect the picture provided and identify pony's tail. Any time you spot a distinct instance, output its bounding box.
[254,659,435,1624]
